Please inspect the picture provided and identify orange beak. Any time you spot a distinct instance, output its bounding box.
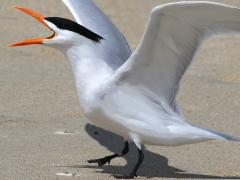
[9,6,55,47]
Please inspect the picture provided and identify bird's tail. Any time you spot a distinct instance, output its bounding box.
[208,128,240,142]
[191,124,240,142]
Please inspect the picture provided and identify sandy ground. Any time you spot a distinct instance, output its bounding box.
[1,0,240,179]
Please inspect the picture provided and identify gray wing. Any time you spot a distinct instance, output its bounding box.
[112,1,240,112]
[62,0,131,69]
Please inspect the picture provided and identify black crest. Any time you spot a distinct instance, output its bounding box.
[45,17,104,43]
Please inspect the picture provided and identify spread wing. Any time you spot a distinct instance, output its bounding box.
[112,1,240,111]
[62,0,131,69]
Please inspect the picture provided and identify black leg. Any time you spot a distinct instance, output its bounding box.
[114,147,144,179]
[88,141,129,167]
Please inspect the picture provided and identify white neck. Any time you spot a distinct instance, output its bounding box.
[63,44,113,108]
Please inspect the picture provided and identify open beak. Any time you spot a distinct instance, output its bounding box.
[9,6,55,47]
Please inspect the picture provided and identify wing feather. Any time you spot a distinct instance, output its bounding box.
[112,1,240,109]
[62,0,131,69]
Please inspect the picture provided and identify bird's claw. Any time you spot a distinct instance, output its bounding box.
[87,157,112,167]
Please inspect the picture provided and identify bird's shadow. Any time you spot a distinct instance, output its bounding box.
[64,124,240,179]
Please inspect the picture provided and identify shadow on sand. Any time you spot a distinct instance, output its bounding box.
[63,123,240,179]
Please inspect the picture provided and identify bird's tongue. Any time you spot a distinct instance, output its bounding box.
[9,6,55,47]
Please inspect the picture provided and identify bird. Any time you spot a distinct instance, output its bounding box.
[10,0,240,178]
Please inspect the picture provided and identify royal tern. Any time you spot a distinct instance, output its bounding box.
[10,0,240,178]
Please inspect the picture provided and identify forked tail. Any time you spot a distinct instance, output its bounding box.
[208,128,240,142]
[192,124,240,142]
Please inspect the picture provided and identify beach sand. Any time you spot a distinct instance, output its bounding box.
[1,0,240,179]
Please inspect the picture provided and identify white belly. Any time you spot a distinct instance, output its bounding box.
[84,107,131,140]
[85,107,212,146]
[80,84,212,146]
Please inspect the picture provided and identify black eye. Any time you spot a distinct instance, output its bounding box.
[45,17,104,43]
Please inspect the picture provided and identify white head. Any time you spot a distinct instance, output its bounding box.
[10,6,104,50]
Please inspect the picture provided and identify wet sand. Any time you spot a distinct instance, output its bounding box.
[1,0,240,179]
